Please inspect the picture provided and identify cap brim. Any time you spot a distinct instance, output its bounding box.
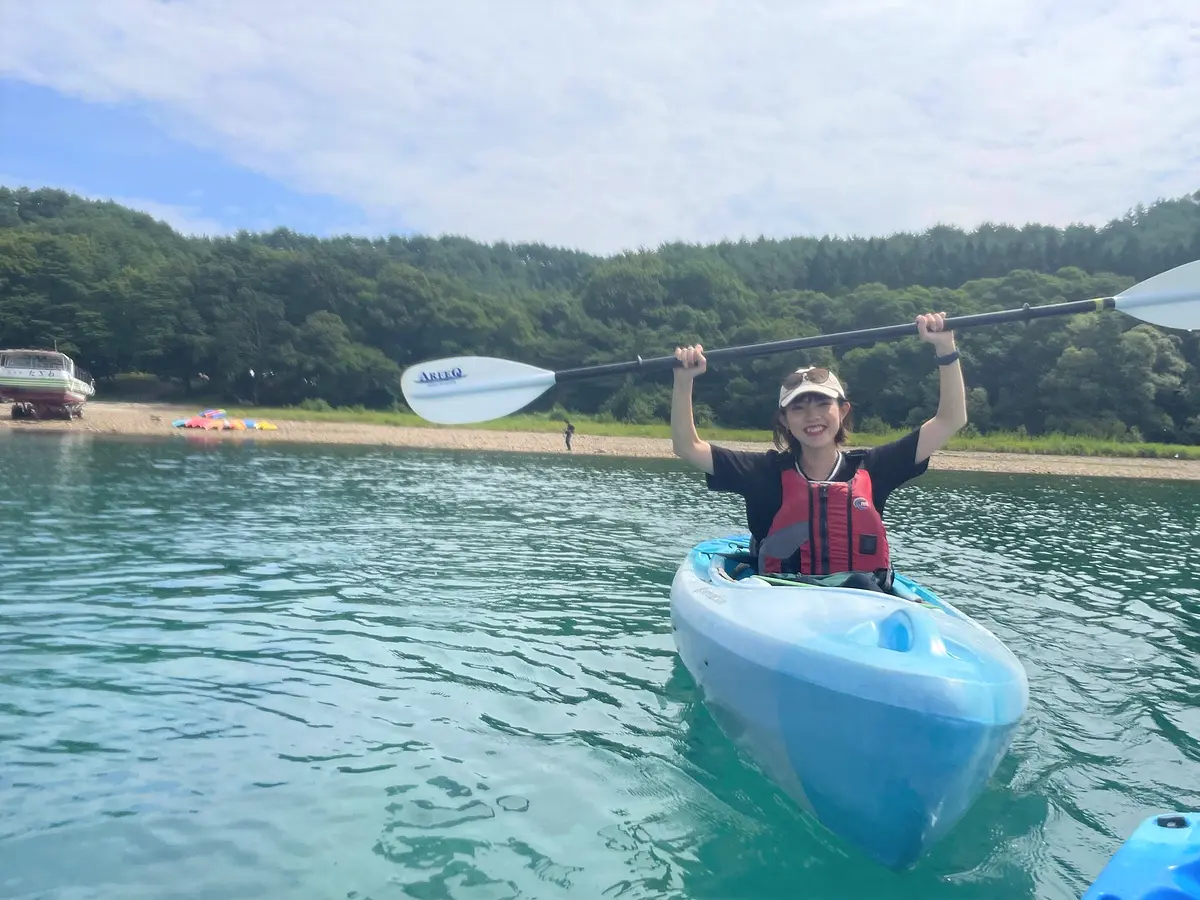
[780,384,842,407]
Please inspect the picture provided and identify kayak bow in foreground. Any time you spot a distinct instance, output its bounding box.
[669,535,1029,869]
[1083,813,1200,900]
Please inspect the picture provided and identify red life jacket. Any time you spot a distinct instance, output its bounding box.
[759,465,891,575]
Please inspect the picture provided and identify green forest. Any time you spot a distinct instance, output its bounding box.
[2,185,1199,443]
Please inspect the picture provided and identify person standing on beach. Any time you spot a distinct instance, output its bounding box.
[564,421,575,451]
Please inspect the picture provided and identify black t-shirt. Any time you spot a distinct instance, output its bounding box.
[705,428,930,545]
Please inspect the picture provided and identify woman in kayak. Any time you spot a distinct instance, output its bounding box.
[670,313,965,590]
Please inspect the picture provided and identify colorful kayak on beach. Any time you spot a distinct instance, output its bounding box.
[173,410,277,431]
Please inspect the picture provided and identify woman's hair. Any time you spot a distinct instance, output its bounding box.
[772,398,853,453]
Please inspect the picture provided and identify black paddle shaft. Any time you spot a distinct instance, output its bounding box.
[553,296,1114,383]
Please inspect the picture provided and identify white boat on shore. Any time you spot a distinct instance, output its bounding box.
[0,348,96,420]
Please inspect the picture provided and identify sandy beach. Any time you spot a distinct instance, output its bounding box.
[4,400,1200,481]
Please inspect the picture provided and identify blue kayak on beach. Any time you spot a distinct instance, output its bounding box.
[669,534,1029,869]
[1084,813,1200,900]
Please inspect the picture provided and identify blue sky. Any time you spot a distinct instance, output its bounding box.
[0,0,1196,254]
[0,80,371,237]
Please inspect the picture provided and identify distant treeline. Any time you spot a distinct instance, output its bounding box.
[1,185,1198,442]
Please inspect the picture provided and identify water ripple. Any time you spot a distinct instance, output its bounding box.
[1,434,1198,899]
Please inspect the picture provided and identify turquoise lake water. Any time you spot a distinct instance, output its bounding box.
[1,430,1198,899]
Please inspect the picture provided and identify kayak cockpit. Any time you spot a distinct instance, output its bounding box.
[706,536,948,611]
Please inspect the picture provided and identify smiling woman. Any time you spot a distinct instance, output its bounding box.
[669,310,966,584]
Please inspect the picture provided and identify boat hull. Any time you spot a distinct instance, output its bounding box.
[0,382,93,405]
[670,535,1028,869]
[0,349,95,418]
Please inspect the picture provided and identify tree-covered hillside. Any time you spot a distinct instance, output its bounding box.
[2,185,1198,442]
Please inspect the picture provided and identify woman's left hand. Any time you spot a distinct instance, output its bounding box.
[916,312,956,354]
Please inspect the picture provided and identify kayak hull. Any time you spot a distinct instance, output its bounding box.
[669,535,1029,869]
[1083,813,1200,900]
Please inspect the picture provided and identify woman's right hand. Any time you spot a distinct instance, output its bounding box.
[673,344,707,381]
[670,343,714,474]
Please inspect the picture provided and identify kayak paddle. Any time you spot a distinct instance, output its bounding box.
[401,258,1200,425]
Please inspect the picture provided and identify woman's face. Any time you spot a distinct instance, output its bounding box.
[785,394,848,448]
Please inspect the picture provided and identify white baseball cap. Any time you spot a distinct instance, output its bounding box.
[778,367,847,407]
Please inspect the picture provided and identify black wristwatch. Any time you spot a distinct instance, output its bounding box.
[935,350,960,366]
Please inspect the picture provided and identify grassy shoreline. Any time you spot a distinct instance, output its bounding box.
[186,403,1200,461]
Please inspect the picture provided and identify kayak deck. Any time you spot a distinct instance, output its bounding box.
[670,534,1029,869]
[1084,813,1200,900]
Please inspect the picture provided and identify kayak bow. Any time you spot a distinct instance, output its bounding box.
[669,535,1029,869]
[1084,813,1200,900]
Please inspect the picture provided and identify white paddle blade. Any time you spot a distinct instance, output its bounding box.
[1114,259,1200,331]
[401,356,557,424]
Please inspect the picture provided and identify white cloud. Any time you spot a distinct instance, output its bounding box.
[1,0,1197,253]
[0,171,230,236]
[104,195,230,237]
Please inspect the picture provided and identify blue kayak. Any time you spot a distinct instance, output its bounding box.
[1084,813,1200,899]
[669,535,1029,869]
